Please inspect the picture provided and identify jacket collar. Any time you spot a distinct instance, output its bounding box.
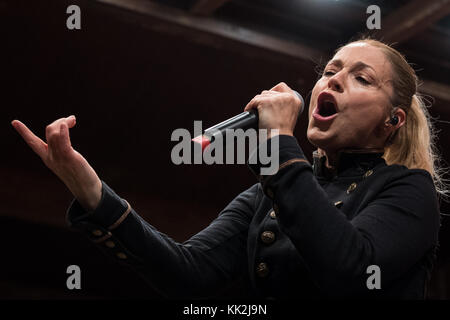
[312,148,386,179]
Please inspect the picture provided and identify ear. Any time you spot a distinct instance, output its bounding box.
[384,107,406,129]
[393,108,406,129]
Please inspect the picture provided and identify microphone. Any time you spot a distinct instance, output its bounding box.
[192,90,305,151]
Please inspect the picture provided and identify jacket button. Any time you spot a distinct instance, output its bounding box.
[256,262,269,278]
[347,182,357,194]
[92,229,103,237]
[334,200,343,208]
[260,231,276,244]
[269,210,276,219]
[364,169,373,178]
[116,252,127,260]
[105,241,115,248]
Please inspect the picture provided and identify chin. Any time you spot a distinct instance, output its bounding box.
[307,129,337,151]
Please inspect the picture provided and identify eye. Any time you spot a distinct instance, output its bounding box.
[323,70,335,77]
[356,76,370,85]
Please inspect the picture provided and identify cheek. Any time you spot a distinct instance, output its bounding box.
[343,105,384,133]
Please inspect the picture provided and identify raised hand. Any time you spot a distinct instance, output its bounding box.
[12,116,102,211]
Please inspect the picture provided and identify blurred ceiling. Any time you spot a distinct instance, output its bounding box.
[96,0,450,104]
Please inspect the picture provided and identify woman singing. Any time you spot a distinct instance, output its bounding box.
[12,39,445,299]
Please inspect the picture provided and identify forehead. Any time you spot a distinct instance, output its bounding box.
[331,43,392,80]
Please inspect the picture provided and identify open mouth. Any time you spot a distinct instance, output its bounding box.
[317,93,338,117]
[313,92,338,122]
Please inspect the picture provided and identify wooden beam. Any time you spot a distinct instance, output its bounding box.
[375,0,450,44]
[190,0,230,16]
[92,0,450,106]
[93,0,323,63]
[229,0,342,39]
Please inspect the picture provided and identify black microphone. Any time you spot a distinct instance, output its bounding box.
[192,91,305,150]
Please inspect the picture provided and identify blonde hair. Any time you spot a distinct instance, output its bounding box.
[341,39,448,199]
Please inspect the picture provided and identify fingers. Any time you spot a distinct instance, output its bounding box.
[260,90,276,95]
[270,82,292,93]
[268,83,301,108]
[11,120,48,159]
[46,116,76,160]
[46,115,76,141]
[244,96,262,112]
[245,83,295,112]
[56,122,72,157]
[12,115,76,162]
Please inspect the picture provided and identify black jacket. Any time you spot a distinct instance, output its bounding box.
[67,135,440,299]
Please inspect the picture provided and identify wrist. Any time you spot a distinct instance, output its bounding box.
[75,178,102,212]
[61,168,102,212]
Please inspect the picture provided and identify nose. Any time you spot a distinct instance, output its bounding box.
[328,73,344,93]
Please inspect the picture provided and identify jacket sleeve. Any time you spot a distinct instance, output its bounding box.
[249,135,440,297]
[66,181,258,298]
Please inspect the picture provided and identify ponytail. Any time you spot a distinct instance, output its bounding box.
[384,94,448,199]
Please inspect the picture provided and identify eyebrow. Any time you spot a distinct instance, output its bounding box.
[327,59,376,74]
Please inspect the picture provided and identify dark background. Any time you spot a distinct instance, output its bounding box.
[1,0,449,299]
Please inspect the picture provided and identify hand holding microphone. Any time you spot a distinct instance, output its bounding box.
[244,82,304,138]
[193,82,305,150]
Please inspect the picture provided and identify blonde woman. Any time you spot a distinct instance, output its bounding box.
[12,39,444,299]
